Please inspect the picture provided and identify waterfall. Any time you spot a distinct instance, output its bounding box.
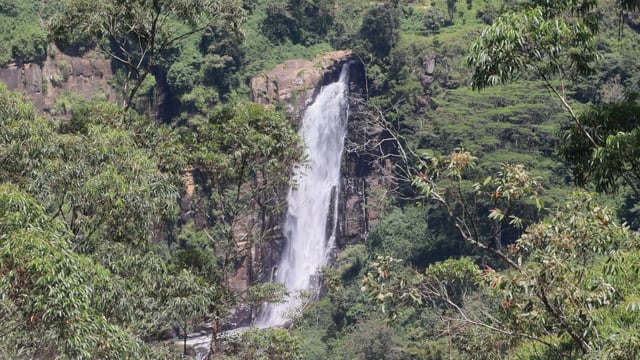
[255,63,350,328]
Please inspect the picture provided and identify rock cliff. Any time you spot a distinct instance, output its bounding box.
[250,50,352,118]
[339,93,397,248]
[0,45,115,115]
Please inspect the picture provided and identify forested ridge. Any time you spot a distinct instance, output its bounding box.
[3,0,640,359]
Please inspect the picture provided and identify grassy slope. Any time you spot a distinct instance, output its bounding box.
[397,0,572,204]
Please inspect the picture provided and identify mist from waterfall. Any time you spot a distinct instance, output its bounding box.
[255,64,350,328]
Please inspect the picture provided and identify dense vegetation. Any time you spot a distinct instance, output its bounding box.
[3,0,640,359]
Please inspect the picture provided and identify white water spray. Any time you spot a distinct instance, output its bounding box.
[255,64,350,328]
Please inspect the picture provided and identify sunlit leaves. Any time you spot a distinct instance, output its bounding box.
[362,255,483,318]
[364,190,640,356]
[191,101,301,183]
[31,115,179,249]
[247,282,288,304]
[0,184,153,359]
[479,163,544,230]
[0,86,211,356]
[413,149,541,253]
[413,148,477,183]
[465,6,597,90]
[186,101,302,255]
[0,0,46,64]
[223,328,304,359]
[361,255,413,315]
[0,85,56,185]
[484,193,640,354]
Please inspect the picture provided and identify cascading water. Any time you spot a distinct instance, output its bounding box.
[255,63,351,328]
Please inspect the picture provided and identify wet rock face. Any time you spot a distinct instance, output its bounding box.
[0,45,115,115]
[339,177,368,245]
[338,90,396,248]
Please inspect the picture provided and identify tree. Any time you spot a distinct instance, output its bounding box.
[464,0,640,197]
[359,3,401,59]
[258,0,336,45]
[328,0,368,49]
[48,0,246,114]
[0,184,161,359]
[178,101,302,353]
[0,84,56,186]
[0,85,222,356]
[485,193,640,356]
[358,1,640,357]
[184,101,302,286]
[336,319,404,360]
[424,7,445,34]
[465,5,596,102]
[412,149,542,262]
[0,0,47,64]
[365,180,640,357]
[35,101,180,251]
[222,328,304,359]
[367,205,464,268]
[560,97,640,196]
[446,0,458,24]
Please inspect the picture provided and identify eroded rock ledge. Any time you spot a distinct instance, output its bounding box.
[249,50,353,112]
[0,45,115,115]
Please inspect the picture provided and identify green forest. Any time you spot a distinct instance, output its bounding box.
[3,0,640,358]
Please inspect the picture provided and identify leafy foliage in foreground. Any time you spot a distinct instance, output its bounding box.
[0,60,303,354]
[0,184,157,359]
[365,184,640,358]
[0,85,220,357]
[220,328,304,360]
[352,0,640,358]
